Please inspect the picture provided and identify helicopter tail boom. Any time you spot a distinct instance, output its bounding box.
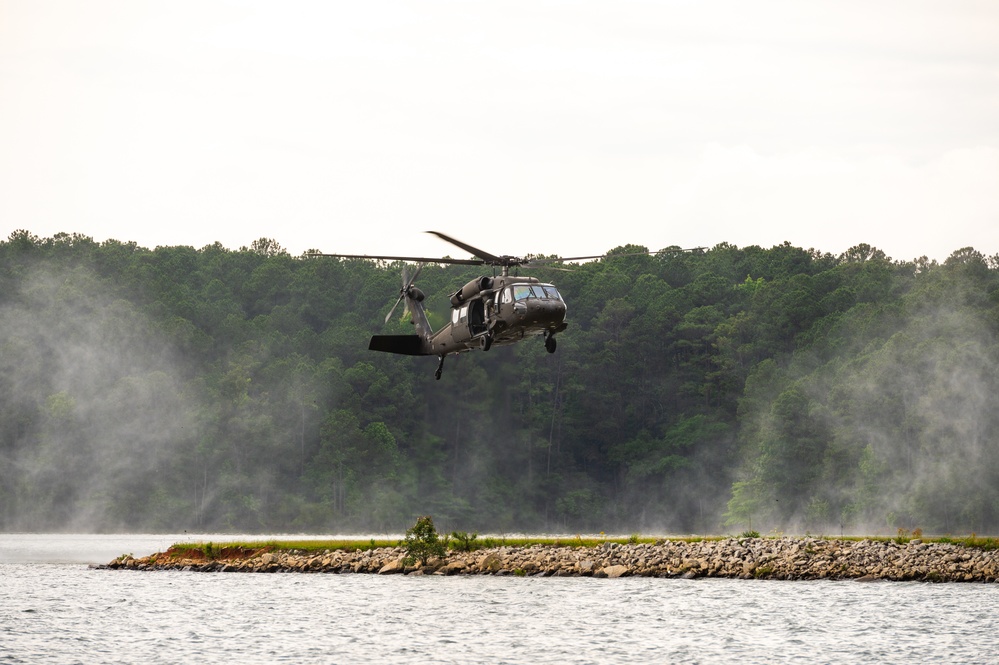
[369,334,431,356]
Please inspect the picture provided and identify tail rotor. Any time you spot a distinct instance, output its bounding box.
[385,263,424,324]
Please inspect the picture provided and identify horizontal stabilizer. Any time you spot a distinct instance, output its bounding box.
[369,335,428,356]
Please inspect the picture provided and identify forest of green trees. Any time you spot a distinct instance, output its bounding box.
[2,230,998,536]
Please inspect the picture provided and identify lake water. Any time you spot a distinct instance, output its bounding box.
[2,534,998,664]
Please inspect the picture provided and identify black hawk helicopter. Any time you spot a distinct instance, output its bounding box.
[313,232,685,380]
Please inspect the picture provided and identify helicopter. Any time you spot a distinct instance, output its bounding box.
[313,232,696,380]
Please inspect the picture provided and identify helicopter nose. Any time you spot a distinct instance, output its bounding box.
[532,298,566,322]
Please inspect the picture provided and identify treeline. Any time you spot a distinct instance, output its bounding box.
[1,230,998,535]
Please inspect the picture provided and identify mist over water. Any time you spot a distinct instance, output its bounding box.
[0,533,185,564]
[0,266,199,532]
[820,305,999,532]
[730,271,999,535]
[4,238,999,536]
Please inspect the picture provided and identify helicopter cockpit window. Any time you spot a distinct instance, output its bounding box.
[512,284,562,300]
[452,308,460,325]
[502,288,513,304]
[512,285,534,301]
[542,285,562,300]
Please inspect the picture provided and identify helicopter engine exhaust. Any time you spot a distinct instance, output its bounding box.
[450,276,493,307]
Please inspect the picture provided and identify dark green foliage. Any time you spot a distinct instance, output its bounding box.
[2,232,999,535]
[403,515,447,565]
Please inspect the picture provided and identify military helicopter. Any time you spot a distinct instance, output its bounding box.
[313,232,687,379]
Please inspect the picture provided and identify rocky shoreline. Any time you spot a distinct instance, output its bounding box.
[104,537,999,582]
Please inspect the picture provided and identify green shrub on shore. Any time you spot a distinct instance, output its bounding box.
[403,515,447,566]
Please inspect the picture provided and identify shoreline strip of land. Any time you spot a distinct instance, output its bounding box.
[102,537,999,582]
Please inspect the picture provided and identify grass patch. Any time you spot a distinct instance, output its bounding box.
[168,538,402,557]
[166,535,673,556]
[466,535,666,549]
[831,534,999,550]
[165,533,999,556]
[938,535,999,551]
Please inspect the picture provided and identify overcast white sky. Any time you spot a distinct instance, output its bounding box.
[2,0,997,262]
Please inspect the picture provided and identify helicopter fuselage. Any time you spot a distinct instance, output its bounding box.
[316,230,700,379]
[366,274,567,364]
[323,231,578,378]
[428,275,567,355]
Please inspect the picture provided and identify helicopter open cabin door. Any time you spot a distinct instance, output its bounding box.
[468,299,487,337]
[450,300,487,343]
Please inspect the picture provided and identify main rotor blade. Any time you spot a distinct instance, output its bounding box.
[310,252,484,266]
[529,254,609,264]
[528,247,708,266]
[426,231,504,264]
[310,242,706,270]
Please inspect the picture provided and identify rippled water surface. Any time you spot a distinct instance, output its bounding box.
[2,534,998,664]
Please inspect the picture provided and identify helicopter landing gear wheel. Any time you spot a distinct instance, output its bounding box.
[545,334,557,354]
[434,355,445,380]
[481,333,493,352]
